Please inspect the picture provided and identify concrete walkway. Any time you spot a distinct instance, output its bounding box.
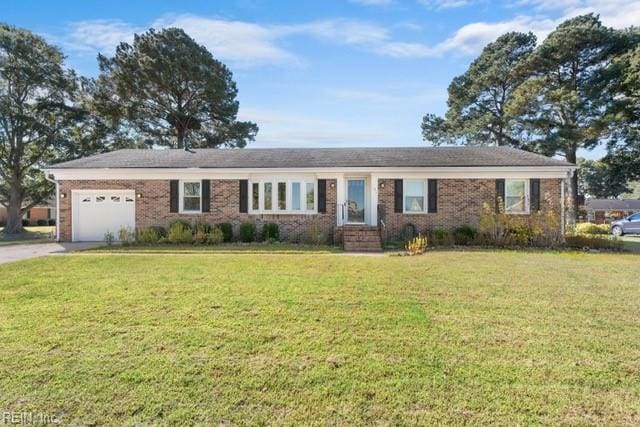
[0,242,103,265]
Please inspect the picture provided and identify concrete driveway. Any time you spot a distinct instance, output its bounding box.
[0,242,103,265]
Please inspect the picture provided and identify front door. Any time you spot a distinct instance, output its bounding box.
[347,179,366,223]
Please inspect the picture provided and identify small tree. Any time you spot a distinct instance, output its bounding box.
[95,27,258,149]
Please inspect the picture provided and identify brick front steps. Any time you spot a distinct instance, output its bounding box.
[342,225,383,252]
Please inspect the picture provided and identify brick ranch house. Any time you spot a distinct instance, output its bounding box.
[44,147,575,250]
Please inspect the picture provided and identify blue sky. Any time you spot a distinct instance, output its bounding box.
[5,0,638,158]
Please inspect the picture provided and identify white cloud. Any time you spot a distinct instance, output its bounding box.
[238,107,393,147]
[515,0,640,29]
[417,0,476,9]
[63,20,141,54]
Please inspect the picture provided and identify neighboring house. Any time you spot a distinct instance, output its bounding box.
[0,198,56,226]
[44,147,574,250]
[585,198,640,223]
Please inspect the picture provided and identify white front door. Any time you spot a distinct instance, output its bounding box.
[346,179,366,223]
[72,190,136,241]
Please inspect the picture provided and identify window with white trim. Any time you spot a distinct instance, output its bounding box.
[404,179,427,213]
[181,181,201,213]
[249,179,317,213]
[505,179,529,214]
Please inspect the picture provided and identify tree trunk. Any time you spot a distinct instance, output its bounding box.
[177,129,185,149]
[4,185,25,235]
[566,148,578,229]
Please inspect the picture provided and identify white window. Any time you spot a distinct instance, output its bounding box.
[252,182,260,211]
[277,182,286,210]
[249,179,316,213]
[292,182,301,210]
[264,182,272,210]
[306,183,315,211]
[181,181,201,213]
[404,180,427,213]
[505,179,529,214]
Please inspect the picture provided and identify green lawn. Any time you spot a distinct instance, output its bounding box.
[1,251,639,425]
[0,226,54,246]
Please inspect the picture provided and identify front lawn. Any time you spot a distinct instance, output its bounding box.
[1,252,639,425]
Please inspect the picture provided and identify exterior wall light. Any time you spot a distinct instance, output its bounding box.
[379,182,385,188]
[60,192,66,199]
[330,182,335,188]
[137,193,143,199]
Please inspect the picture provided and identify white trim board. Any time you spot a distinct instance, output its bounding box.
[46,166,574,181]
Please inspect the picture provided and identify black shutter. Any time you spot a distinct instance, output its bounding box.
[495,179,505,212]
[170,180,179,213]
[201,179,210,212]
[318,179,327,213]
[239,180,248,213]
[530,178,540,212]
[394,179,403,213]
[428,179,438,213]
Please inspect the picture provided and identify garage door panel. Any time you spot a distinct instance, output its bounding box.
[73,190,135,241]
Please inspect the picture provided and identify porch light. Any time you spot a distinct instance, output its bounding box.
[60,192,66,199]
[330,182,335,188]
[137,193,143,199]
[379,182,385,188]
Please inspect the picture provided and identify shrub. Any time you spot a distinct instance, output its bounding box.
[169,219,192,231]
[262,223,280,242]
[167,222,194,244]
[36,219,48,226]
[405,233,428,255]
[239,222,256,242]
[216,223,233,242]
[401,223,417,241]
[21,219,29,227]
[136,226,165,244]
[453,225,479,245]
[194,221,212,234]
[575,222,609,235]
[48,219,56,226]
[565,234,623,251]
[206,227,224,245]
[104,231,115,246]
[430,228,452,246]
[118,226,134,245]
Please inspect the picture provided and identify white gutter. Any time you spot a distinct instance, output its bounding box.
[44,173,60,242]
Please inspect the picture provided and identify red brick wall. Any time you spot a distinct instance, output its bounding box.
[58,179,338,243]
[377,178,562,241]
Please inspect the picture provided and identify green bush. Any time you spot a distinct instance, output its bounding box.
[453,225,479,245]
[262,223,280,242]
[206,227,224,245]
[103,231,115,246]
[136,226,165,244]
[48,219,56,226]
[430,228,452,246]
[565,234,623,250]
[194,221,212,234]
[36,219,48,226]
[239,222,256,242]
[216,223,233,242]
[169,219,192,231]
[401,223,417,241]
[168,222,194,244]
[575,222,609,235]
[118,226,135,245]
[21,219,29,227]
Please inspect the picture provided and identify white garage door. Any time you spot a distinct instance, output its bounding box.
[72,190,136,241]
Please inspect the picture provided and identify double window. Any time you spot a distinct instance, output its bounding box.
[180,181,201,213]
[504,179,529,214]
[403,179,428,213]
[250,179,316,213]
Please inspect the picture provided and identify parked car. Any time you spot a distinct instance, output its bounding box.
[611,212,640,236]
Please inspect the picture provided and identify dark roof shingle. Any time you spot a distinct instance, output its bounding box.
[48,146,573,169]
[585,199,640,210]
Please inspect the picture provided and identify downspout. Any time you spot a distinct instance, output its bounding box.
[44,171,60,242]
[560,173,567,238]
